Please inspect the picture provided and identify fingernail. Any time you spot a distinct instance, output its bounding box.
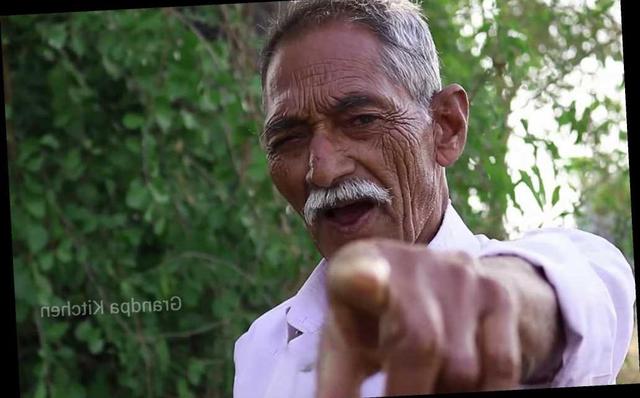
[329,248,391,313]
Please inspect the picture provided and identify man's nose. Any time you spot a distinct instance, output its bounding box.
[305,132,356,188]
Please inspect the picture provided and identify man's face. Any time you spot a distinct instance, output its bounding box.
[263,21,446,259]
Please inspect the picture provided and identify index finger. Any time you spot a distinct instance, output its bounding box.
[315,242,391,398]
[327,241,391,317]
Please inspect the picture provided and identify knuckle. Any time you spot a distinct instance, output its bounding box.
[415,318,445,358]
[440,255,479,291]
[487,350,521,380]
[480,275,515,310]
[448,250,475,266]
[448,260,475,281]
[413,334,440,359]
[381,288,446,363]
[396,314,445,362]
[443,350,480,385]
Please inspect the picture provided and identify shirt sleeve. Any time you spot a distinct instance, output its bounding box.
[477,227,636,387]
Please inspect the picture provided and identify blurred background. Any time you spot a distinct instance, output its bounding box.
[2,0,636,397]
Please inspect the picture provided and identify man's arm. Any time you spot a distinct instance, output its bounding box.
[315,231,635,396]
[479,256,564,384]
[479,228,636,386]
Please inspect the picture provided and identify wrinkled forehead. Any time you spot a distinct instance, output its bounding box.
[267,60,387,111]
[263,21,394,115]
[276,58,380,91]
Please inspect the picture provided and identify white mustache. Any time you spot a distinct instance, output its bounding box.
[303,178,392,226]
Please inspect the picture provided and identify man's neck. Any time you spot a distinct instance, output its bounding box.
[414,183,449,246]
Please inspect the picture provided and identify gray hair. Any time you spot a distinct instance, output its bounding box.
[259,0,442,107]
[303,178,392,225]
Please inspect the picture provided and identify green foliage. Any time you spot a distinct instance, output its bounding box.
[3,1,631,397]
[570,147,634,266]
[426,0,627,240]
[6,5,318,397]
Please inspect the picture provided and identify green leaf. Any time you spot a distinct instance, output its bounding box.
[25,156,45,172]
[102,56,122,79]
[123,113,145,130]
[39,252,55,271]
[149,184,170,204]
[531,165,546,205]
[48,25,67,50]
[26,199,46,219]
[156,339,170,374]
[551,186,561,206]
[75,321,92,341]
[56,239,73,263]
[34,382,47,398]
[187,359,206,385]
[70,30,87,57]
[558,101,576,127]
[123,229,142,246]
[177,379,194,398]
[62,149,83,180]
[77,245,89,263]
[45,321,69,341]
[89,338,105,354]
[27,225,49,253]
[40,134,60,149]
[545,141,560,160]
[181,110,198,130]
[517,170,544,210]
[126,180,150,210]
[153,217,166,235]
[155,102,173,132]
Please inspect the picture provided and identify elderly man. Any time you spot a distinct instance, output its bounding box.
[233,0,636,397]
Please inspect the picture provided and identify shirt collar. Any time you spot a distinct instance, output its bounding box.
[285,201,480,340]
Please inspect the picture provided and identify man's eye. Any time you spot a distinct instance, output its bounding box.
[270,134,302,151]
[351,114,379,126]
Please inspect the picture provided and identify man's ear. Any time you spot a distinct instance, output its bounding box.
[429,84,469,167]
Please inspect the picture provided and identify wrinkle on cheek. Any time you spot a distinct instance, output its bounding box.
[269,158,295,188]
[268,155,283,172]
[268,141,312,211]
[378,134,406,238]
[379,118,430,241]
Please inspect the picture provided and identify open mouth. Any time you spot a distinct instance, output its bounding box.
[322,199,376,228]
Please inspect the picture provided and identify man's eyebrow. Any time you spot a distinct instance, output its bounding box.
[262,116,306,141]
[329,93,386,114]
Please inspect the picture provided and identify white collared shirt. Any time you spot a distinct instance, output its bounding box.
[233,203,636,397]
